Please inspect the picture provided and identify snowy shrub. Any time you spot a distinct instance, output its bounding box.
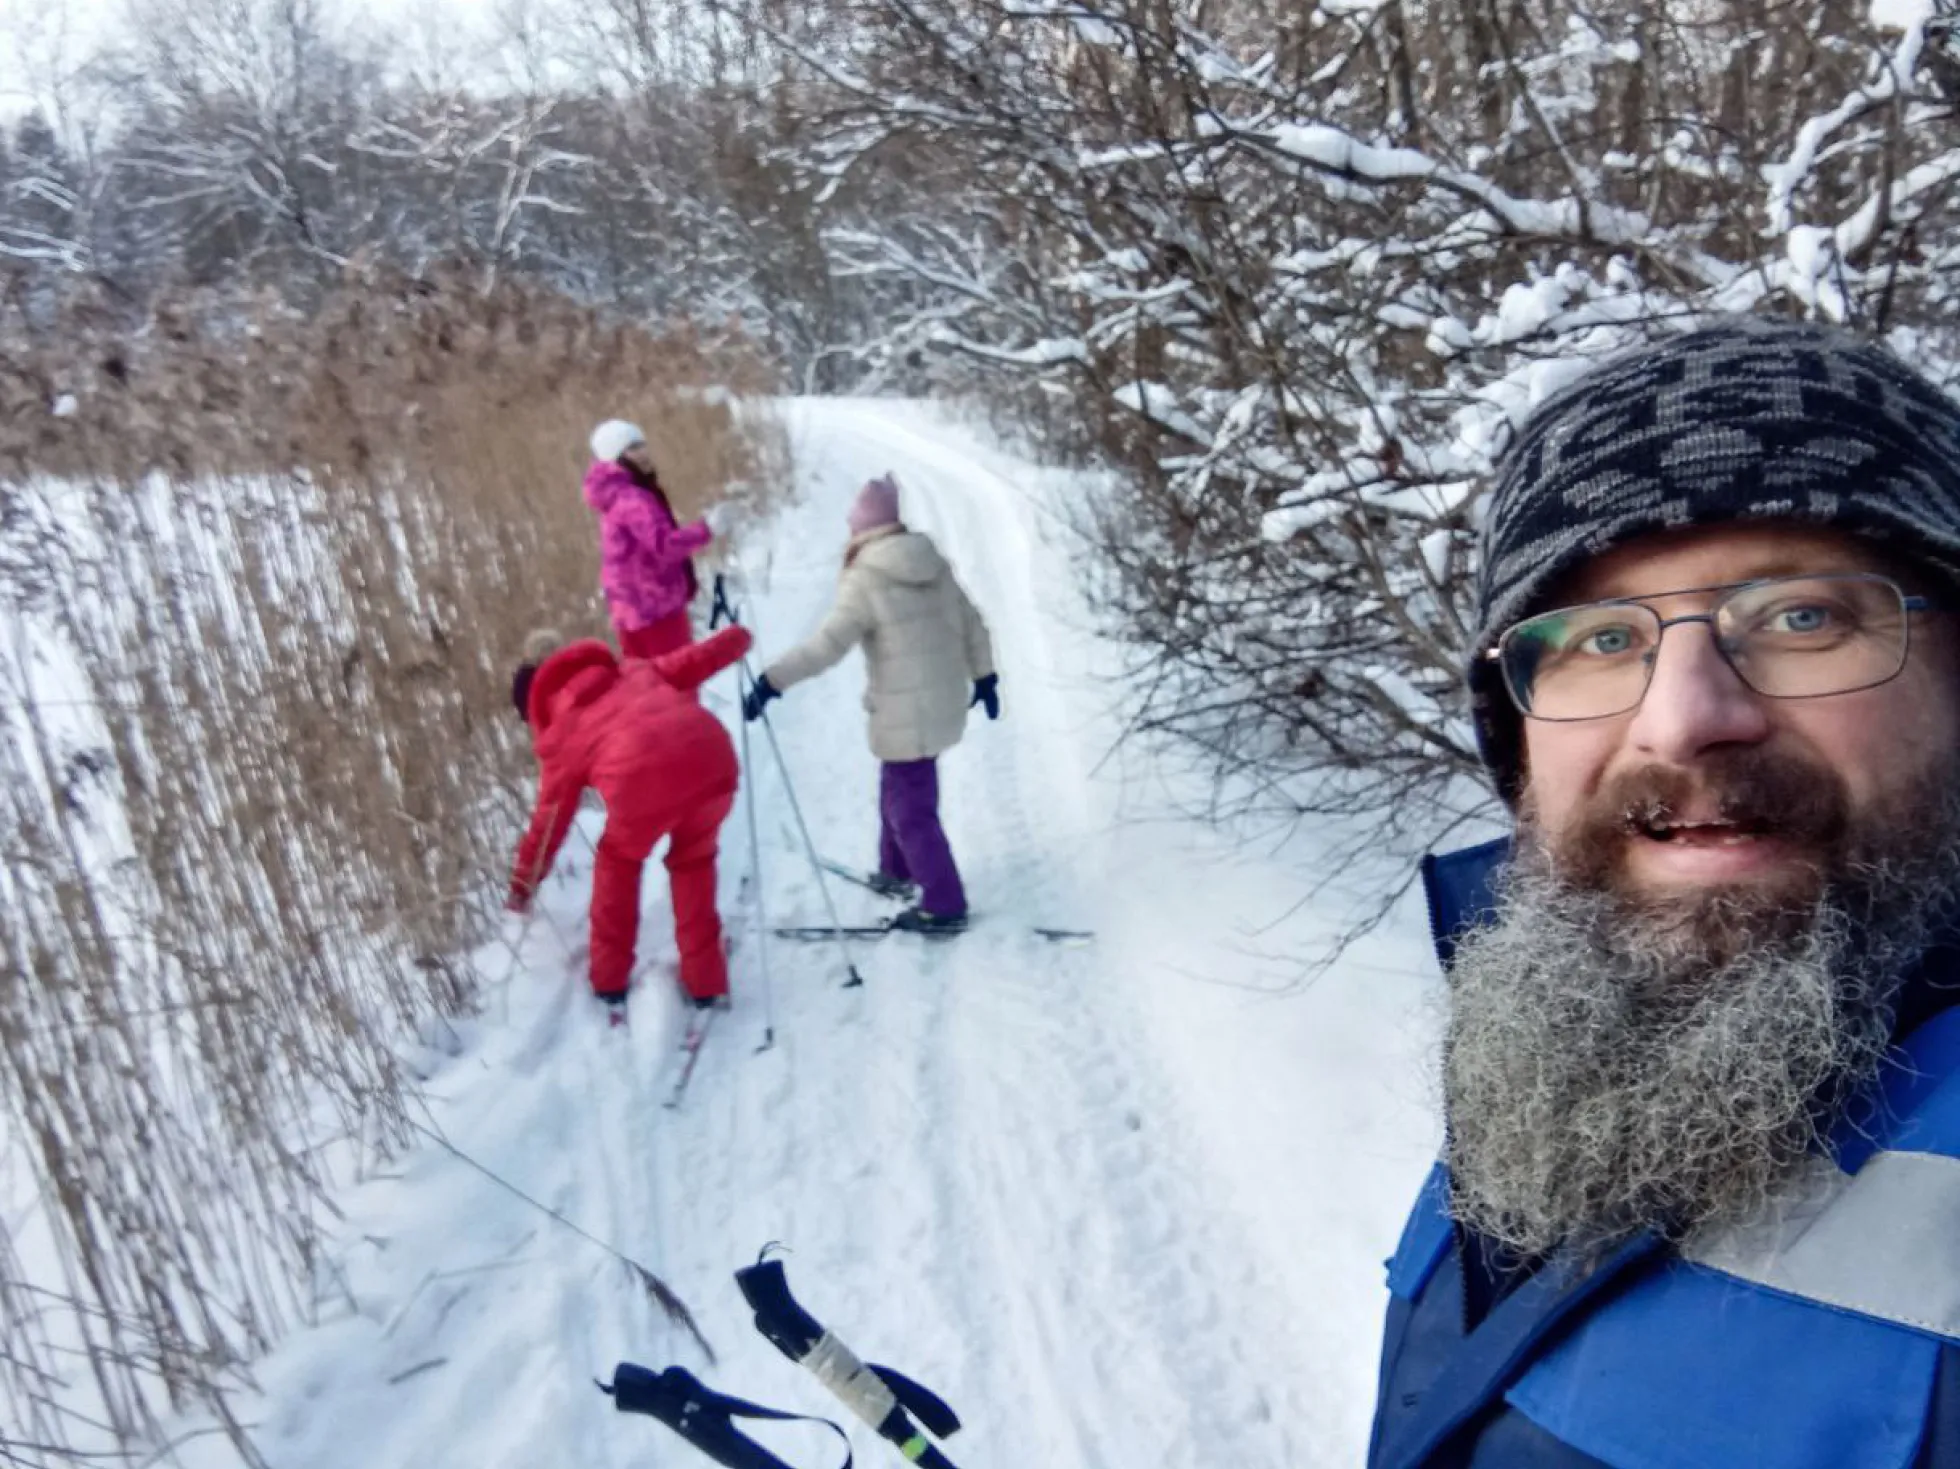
[0,0,847,381]
[770,0,1960,848]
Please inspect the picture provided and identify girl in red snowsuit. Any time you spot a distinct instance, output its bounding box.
[507,626,751,1005]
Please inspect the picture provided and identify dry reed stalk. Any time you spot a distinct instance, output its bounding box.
[0,269,788,1465]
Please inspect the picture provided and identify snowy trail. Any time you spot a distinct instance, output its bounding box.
[171,400,1441,1469]
[722,402,1327,1461]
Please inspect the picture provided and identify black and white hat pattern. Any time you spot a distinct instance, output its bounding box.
[1469,317,1960,804]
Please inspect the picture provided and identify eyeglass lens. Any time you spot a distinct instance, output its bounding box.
[1500,575,1914,720]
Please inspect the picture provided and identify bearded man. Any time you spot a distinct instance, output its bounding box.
[1370,319,1960,1469]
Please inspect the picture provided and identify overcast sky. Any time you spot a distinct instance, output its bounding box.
[0,0,509,123]
[1,0,1930,130]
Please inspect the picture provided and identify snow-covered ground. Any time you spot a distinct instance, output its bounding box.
[166,399,1445,1468]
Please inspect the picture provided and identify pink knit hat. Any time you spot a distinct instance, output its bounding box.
[848,473,902,536]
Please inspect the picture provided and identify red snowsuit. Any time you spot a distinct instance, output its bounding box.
[509,627,752,1000]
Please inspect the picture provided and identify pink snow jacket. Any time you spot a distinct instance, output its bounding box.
[583,461,713,631]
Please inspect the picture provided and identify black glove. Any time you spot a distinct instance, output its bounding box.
[970,673,1000,720]
[743,674,780,723]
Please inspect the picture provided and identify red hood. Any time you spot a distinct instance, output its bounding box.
[527,640,619,736]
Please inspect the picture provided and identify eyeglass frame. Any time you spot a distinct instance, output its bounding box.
[1482,572,1943,722]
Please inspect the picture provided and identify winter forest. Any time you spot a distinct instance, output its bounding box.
[6,0,1960,1463]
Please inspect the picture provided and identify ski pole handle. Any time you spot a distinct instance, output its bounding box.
[710,572,739,630]
[738,1259,962,1466]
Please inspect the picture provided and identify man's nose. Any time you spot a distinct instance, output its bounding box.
[1624,620,1773,763]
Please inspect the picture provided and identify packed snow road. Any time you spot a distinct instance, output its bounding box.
[173,400,1441,1468]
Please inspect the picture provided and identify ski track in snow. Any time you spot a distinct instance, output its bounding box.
[167,399,1441,1469]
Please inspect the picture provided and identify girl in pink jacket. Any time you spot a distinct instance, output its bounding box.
[584,419,715,659]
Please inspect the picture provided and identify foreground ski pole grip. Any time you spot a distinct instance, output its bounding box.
[804,1332,899,1428]
[601,1362,852,1469]
[736,1257,965,1468]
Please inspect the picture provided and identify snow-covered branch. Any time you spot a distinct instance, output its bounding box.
[760,0,1960,821]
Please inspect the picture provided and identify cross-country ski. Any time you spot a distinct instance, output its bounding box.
[773,921,1095,944]
[663,1008,718,1111]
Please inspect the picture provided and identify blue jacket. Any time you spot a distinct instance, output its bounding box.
[1368,839,1960,1469]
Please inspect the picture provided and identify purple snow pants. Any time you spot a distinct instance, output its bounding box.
[878,758,967,916]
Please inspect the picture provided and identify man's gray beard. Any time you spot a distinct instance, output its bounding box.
[1442,783,1960,1262]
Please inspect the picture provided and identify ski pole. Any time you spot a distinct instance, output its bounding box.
[750,691,866,989]
[714,573,867,989]
[737,684,778,1046]
[736,1255,965,1469]
[711,575,778,1049]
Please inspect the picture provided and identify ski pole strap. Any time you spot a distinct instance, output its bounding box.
[736,1260,963,1466]
[602,1362,853,1469]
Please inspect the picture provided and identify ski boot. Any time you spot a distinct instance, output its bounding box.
[866,871,921,901]
[890,906,969,937]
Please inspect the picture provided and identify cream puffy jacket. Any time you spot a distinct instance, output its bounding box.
[764,526,995,762]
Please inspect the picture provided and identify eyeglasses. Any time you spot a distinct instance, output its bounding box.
[1487,573,1940,722]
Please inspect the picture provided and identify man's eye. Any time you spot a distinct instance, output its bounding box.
[1573,624,1641,656]
[1764,603,1838,635]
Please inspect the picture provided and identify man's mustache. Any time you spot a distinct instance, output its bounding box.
[1551,748,1849,887]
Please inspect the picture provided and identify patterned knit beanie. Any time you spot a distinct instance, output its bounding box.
[1470,317,1960,805]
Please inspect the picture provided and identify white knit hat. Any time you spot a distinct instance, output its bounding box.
[589,419,646,463]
